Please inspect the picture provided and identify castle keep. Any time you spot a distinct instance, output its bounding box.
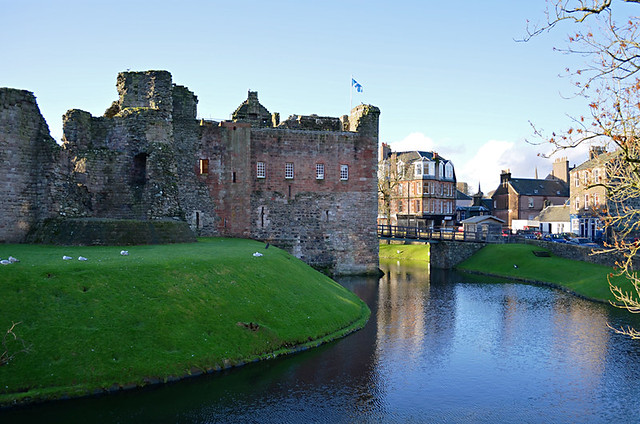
[0,70,380,274]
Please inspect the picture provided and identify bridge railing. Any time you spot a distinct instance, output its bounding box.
[377,225,490,243]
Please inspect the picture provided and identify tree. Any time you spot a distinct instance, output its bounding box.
[378,150,402,227]
[528,1,640,338]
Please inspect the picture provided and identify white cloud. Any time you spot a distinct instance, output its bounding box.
[388,132,436,152]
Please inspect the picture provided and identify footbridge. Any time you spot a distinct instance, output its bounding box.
[377,225,489,269]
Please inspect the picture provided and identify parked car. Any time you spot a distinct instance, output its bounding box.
[567,237,599,248]
[517,229,540,239]
[542,234,568,243]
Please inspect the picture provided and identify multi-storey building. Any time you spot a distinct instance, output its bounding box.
[569,147,613,240]
[491,158,570,229]
[378,145,456,228]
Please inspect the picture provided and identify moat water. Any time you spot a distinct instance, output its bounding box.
[4,261,640,423]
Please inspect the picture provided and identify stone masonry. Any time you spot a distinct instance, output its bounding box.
[0,71,380,274]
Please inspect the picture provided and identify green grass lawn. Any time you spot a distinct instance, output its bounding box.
[379,243,430,261]
[457,243,631,303]
[0,238,369,405]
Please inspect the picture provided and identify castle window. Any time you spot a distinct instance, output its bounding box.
[285,162,294,179]
[257,161,266,179]
[232,171,237,183]
[199,159,209,175]
[316,163,325,180]
[132,153,147,186]
[340,164,349,180]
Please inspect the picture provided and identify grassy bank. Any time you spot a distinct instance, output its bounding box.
[0,238,369,406]
[379,243,430,261]
[457,244,630,303]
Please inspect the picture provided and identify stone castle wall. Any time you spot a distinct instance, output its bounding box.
[0,71,380,274]
[0,88,60,242]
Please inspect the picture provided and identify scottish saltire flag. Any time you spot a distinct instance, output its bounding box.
[352,78,363,93]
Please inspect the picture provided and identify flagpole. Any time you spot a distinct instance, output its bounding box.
[350,74,353,112]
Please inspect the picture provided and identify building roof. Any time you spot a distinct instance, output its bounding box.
[456,190,472,201]
[534,204,570,222]
[461,215,504,224]
[393,150,455,181]
[395,150,451,164]
[572,150,619,173]
[493,178,569,197]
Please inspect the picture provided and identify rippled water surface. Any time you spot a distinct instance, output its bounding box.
[5,261,640,423]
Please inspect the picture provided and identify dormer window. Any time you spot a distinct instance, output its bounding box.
[445,162,454,179]
[414,159,435,177]
[396,160,405,178]
[414,162,424,177]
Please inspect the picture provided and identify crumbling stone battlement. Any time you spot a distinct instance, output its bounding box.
[278,114,344,131]
[0,71,380,274]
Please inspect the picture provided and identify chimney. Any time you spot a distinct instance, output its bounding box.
[500,169,511,187]
[589,146,606,160]
[379,142,391,160]
[552,157,569,183]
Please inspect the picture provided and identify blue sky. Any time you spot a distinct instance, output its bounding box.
[1,1,617,191]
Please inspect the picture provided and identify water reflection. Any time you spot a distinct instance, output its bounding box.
[4,263,640,423]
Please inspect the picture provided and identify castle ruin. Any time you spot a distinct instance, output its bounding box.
[0,70,380,274]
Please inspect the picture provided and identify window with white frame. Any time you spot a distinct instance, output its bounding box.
[438,163,444,179]
[427,161,435,176]
[575,196,580,210]
[445,162,454,179]
[583,171,589,185]
[285,162,294,179]
[585,193,589,208]
[256,161,266,179]
[340,164,349,180]
[316,163,325,180]
[414,162,423,177]
[594,193,600,205]
[528,197,534,208]
[574,174,580,187]
[593,168,600,183]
